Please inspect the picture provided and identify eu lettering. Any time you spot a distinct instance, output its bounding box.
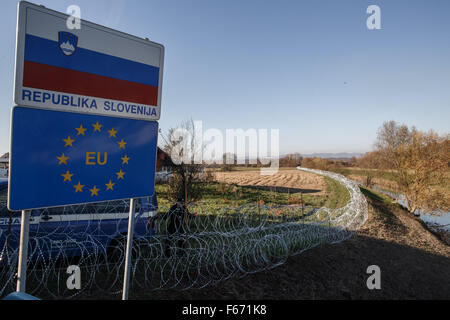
[85,152,107,165]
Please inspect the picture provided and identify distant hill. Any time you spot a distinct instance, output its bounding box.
[282,153,363,160]
[302,153,363,159]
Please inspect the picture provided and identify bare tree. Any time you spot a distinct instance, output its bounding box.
[375,121,449,214]
[221,153,236,171]
[279,153,303,167]
[160,119,207,203]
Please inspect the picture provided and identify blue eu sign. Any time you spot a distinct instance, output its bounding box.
[8,107,158,211]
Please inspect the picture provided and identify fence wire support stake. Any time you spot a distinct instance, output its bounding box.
[16,210,31,293]
[122,198,136,300]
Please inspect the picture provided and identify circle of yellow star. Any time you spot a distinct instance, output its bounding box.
[121,155,130,165]
[73,181,85,193]
[92,121,103,132]
[63,136,75,147]
[117,139,127,149]
[57,153,69,165]
[105,180,115,191]
[61,170,74,182]
[108,128,118,138]
[60,122,131,195]
[89,185,100,197]
[75,125,87,136]
[116,169,125,180]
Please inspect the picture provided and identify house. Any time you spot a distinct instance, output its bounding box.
[155,148,173,183]
[156,147,174,172]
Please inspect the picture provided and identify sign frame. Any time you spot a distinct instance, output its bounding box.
[14,1,165,121]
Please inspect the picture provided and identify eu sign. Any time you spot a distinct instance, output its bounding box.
[14,1,164,121]
[10,2,163,299]
[8,107,158,211]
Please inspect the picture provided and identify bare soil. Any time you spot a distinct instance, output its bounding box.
[213,169,327,195]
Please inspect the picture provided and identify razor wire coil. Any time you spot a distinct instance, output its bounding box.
[0,168,367,299]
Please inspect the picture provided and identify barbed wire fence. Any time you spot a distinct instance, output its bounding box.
[0,168,367,299]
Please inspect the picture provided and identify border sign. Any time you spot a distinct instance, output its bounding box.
[14,1,164,121]
[8,106,159,211]
[11,2,164,299]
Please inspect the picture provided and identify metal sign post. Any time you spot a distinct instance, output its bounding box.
[122,198,136,300]
[16,210,30,292]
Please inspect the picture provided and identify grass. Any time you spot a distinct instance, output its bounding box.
[155,176,350,211]
[150,175,351,239]
[334,167,397,182]
[335,167,450,193]
[323,176,350,209]
[359,186,394,206]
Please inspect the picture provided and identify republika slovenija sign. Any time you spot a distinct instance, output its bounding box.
[10,2,163,299]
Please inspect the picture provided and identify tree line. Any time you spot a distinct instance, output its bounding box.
[301,121,449,215]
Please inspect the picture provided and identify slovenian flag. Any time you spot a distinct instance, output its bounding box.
[20,8,161,108]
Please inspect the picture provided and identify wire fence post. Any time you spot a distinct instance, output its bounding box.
[122,198,136,300]
[184,177,188,230]
[301,192,304,219]
[288,187,290,203]
[16,210,30,293]
[257,187,261,215]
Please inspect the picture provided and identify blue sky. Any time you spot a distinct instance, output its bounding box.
[0,0,449,155]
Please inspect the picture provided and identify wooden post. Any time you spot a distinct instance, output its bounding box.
[184,176,188,230]
[257,187,260,216]
[301,192,304,219]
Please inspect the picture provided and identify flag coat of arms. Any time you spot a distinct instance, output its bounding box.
[58,31,78,56]
[8,107,158,211]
